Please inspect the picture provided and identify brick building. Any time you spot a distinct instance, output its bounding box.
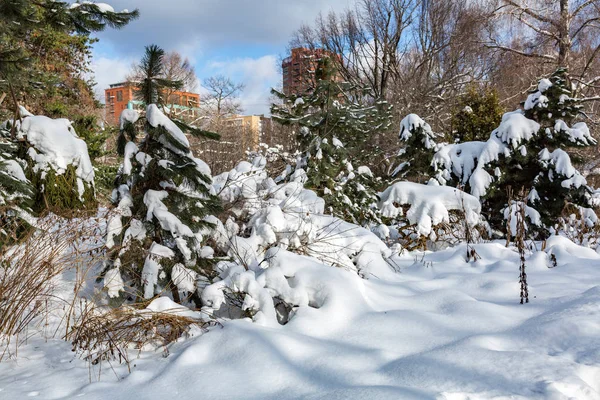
[104,82,201,125]
[282,47,338,95]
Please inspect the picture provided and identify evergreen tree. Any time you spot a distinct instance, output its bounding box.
[392,114,441,183]
[103,45,221,305]
[427,69,595,237]
[0,134,34,244]
[450,86,504,143]
[271,56,392,225]
[0,0,138,119]
[465,69,594,236]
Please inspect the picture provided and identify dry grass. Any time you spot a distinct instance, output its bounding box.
[68,305,214,373]
[0,211,105,360]
[1,210,218,374]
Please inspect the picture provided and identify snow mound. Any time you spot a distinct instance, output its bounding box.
[4,238,600,399]
[379,181,481,236]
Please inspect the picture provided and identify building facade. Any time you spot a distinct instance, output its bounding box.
[282,47,337,96]
[104,82,201,125]
[222,114,264,149]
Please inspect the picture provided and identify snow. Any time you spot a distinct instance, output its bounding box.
[2,238,600,399]
[146,104,190,149]
[357,165,372,177]
[379,182,481,237]
[503,201,542,234]
[2,126,600,400]
[211,159,392,278]
[144,296,200,319]
[539,148,587,188]
[554,120,596,145]
[171,263,198,292]
[119,108,139,130]
[492,111,540,149]
[69,1,116,13]
[143,190,195,238]
[15,114,95,198]
[332,137,344,148]
[122,141,138,175]
[104,267,124,298]
[524,79,552,110]
[141,242,174,299]
[0,159,27,183]
[399,113,437,149]
[433,141,486,185]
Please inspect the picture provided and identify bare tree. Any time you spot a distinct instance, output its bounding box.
[291,0,419,100]
[201,75,245,127]
[291,0,492,134]
[487,0,600,93]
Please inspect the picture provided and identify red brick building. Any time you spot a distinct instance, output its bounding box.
[282,47,338,96]
[104,82,200,125]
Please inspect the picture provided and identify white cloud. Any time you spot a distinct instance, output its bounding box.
[202,55,280,116]
[91,56,135,103]
[94,0,352,55]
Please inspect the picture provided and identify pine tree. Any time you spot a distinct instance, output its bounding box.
[103,45,221,305]
[450,86,504,143]
[477,69,594,235]
[0,135,34,244]
[271,56,392,225]
[428,69,595,237]
[392,114,441,183]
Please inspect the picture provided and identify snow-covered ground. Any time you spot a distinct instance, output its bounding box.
[1,237,599,400]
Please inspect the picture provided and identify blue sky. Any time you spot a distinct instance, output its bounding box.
[91,0,352,115]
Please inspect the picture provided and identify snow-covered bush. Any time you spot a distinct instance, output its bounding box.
[101,45,221,305]
[378,181,483,248]
[431,69,596,237]
[245,143,298,180]
[203,156,399,324]
[212,158,394,277]
[0,108,95,218]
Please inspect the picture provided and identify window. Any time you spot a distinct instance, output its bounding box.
[116,90,123,102]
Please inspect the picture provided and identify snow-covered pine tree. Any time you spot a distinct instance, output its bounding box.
[103,45,221,305]
[392,114,441,183]
[522,68,595,230]
[0,1,138,120]
[432,69,596,236]
[271,56,391,226]
[0,133,34,244]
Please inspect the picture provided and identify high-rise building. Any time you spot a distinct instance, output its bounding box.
[104,82,201,125]
[282,47,337,96]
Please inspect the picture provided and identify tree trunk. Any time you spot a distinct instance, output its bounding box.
[558,0,571,68]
